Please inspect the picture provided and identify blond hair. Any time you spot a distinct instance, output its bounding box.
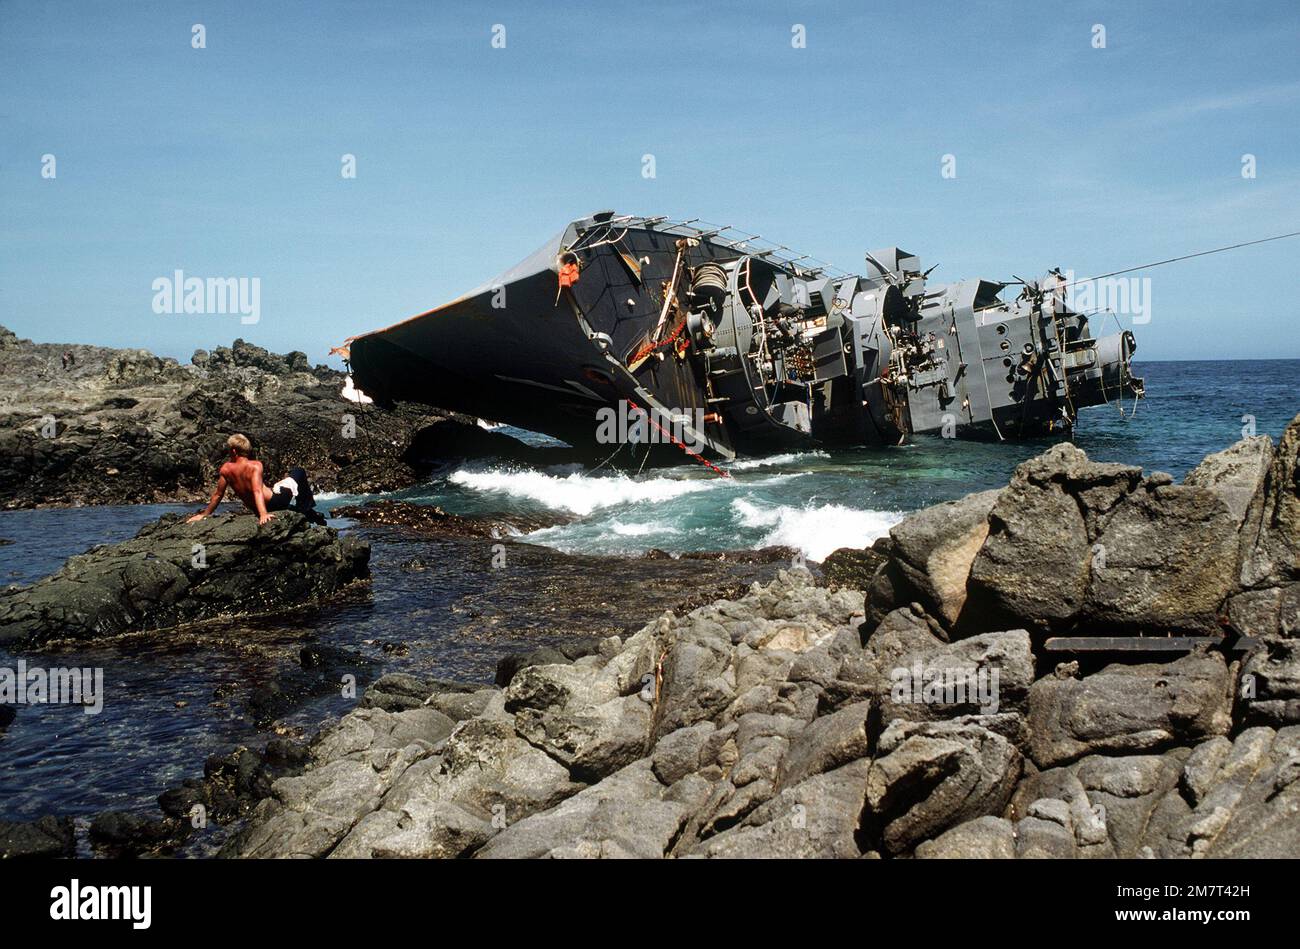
[226,433,252,457]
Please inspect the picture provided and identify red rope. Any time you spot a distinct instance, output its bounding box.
[628,401,730,478]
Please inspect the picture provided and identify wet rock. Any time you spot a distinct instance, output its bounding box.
[0,815,76,859]
[332,500,570,538]
[88,811,190,857]
[0,511,369,645]
[249,645,374,726]
[361,673,437,712]
[819,543,888,590]
[1027,651,1233,768]
[159,740,311,827]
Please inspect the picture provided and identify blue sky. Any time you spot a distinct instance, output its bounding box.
[2,0,1298,363]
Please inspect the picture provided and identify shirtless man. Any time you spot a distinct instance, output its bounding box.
[187,434,321,525]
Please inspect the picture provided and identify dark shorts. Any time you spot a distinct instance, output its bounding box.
[266,467,316,513]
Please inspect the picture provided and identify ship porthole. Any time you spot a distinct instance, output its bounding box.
[996,323,1007,335]
[582,367,613,386]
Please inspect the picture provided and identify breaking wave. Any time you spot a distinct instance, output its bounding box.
[726,451,829,471]
[730,497,902,561]
[448,468,721,516]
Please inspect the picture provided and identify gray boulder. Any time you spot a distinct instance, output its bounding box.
[864,718,1022,855]
[868,489,1001,629]
[1026,652,1233,768]
[475,760,689,859]
[1237,638,1300,726]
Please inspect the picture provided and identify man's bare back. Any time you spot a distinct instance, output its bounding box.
[188,435,274,525]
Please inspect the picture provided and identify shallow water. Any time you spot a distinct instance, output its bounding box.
[0,359,1296,828]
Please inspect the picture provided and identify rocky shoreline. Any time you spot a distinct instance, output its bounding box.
[191,415,1297,859]
[0,326,577,509]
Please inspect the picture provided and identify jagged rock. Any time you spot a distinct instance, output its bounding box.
[1081,482,1238,634]
[494,639,602,688]
[651,723,717,785]
[1240,413,1300,588]
[0,325,571,508]
[685,759,873,858]
[1226,583,1300,640]
[327,717,581,858]
[361,673,438,712]
[1004,726,1300,858]
[1237,638,1300,726]
[211,426,1300,861]
[967,445,1128,630]
[864,718,1021,855]
[776,700,872,790]
[0,511,369,645]
[1027,652,1233,768]
[220,705,468,858]
[475,760,689,859]
[1184,435,1274,532]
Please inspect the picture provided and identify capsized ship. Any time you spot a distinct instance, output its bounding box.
[339,211,1144,462]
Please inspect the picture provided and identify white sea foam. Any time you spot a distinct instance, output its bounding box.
[448,468,720,516]
[609,520,681,537]
[731,497,902,561]
[726,451,829,471]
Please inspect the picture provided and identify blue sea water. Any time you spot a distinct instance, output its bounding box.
[0,359,1296,830]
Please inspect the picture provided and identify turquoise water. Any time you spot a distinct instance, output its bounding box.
[0,359,1296,827]
[365,360,1300,560]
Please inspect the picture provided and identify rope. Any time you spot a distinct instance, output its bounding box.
[627,400,730,478]
[1042,230,1300,293]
